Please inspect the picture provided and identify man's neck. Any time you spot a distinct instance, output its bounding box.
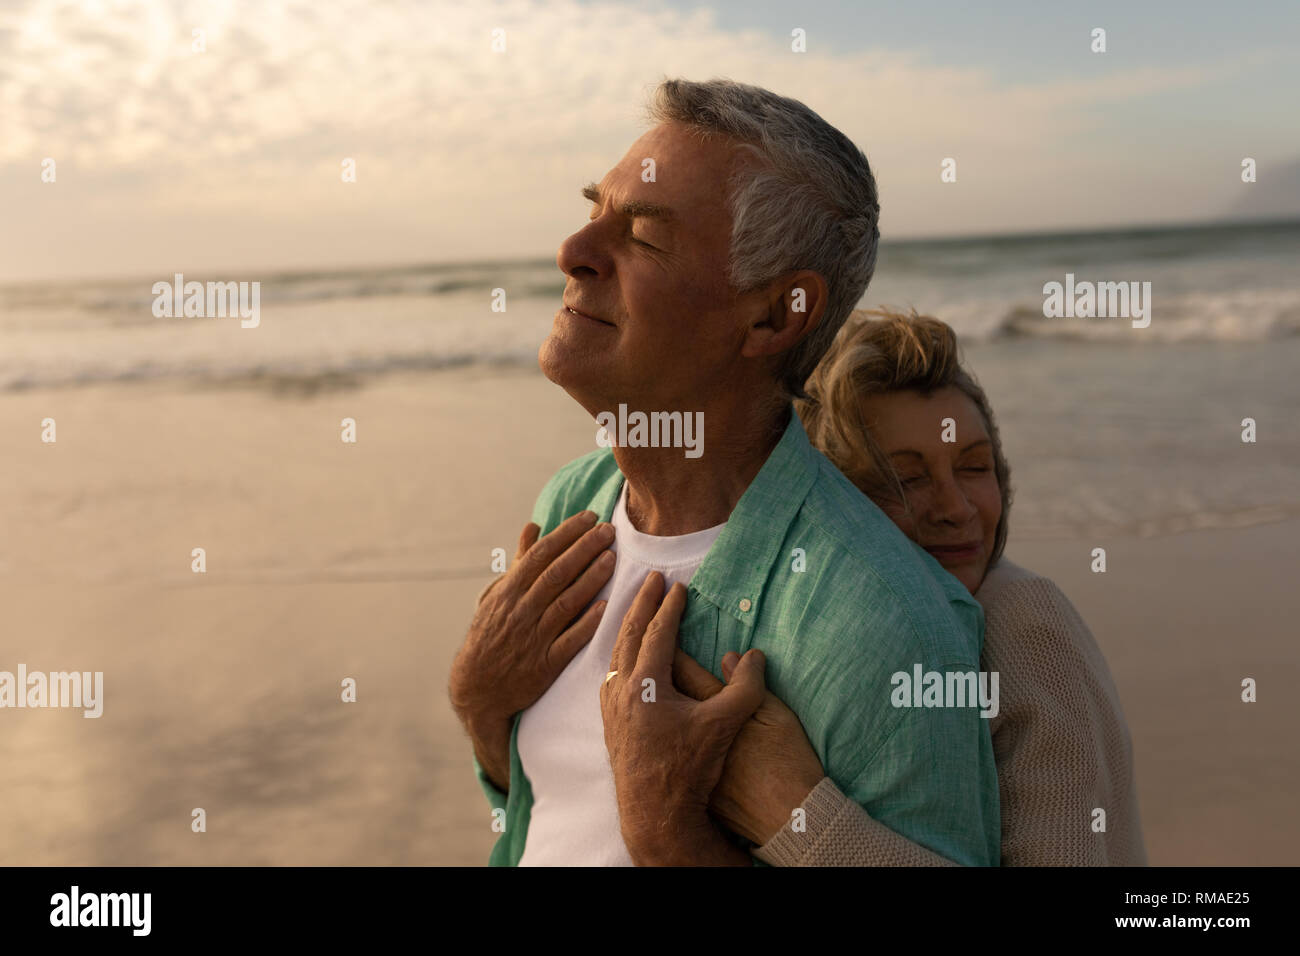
[612,400,790,537]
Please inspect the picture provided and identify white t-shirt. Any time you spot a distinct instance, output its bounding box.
[516,481,726,866]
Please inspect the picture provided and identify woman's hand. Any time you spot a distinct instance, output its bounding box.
[674,650,827,847]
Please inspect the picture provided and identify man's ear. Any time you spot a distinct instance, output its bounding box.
[740,270,829,360]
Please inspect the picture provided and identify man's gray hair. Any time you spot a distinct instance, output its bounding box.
[647,77,881,399]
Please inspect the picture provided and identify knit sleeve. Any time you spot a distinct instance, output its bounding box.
[753,777,955,867]
[983,575,1146,866]
[754,568,1146,867]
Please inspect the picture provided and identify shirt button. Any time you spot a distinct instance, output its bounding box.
[738,598,752,612]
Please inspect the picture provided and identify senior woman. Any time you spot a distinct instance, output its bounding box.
[674,308,1147,866]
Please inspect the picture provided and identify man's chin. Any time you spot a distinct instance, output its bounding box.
[537,334,575,386]
[538,335,609,407]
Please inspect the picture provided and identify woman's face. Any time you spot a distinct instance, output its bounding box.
[859,386,1003,594]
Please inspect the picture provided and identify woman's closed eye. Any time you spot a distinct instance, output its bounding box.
[902,464,989,486]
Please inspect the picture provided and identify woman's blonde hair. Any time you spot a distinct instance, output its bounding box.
[796,307,1014,566]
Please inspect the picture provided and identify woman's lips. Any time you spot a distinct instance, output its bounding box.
[925,542,982,563]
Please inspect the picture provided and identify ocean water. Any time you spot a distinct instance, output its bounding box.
[2,219,1297,539]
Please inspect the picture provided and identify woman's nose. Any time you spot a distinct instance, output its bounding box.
[930,473,977,525]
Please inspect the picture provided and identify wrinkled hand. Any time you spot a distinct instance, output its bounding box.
[450,510,615,730]
[674,649,826,847]
[600,572,767,866]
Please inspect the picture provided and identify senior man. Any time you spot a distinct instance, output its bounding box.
[450,78,999,866]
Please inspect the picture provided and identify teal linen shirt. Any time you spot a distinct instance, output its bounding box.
[473,409,1000,866]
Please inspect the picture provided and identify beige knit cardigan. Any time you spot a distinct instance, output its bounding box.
[754,558,1147,866]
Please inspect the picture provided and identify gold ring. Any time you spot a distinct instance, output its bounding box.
[604,670,619,684]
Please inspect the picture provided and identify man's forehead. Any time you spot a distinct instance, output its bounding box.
[597,129,740,218]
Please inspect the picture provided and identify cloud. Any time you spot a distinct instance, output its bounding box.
[0,0,1283,279]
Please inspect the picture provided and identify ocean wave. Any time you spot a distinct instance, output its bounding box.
[0,350,540,392]
[981,296,1300,343]
[1012,501,1300,540]
[0,259,565,315]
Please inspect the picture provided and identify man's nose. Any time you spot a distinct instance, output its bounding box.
[556,221,609,279]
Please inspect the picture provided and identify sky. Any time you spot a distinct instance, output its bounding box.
[1,0,1297,281]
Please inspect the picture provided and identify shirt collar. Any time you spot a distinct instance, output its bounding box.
[590,407,817,626]
[691,407,817,625]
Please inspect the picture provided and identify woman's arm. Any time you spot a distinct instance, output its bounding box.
[706,572,1147,867]
[688,652,958,866]
[675,650,956,863]
[753,776,955,866]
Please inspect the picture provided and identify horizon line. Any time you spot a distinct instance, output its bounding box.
[4,213,1298,288]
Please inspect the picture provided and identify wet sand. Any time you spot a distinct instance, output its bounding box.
[2,369,1296,864]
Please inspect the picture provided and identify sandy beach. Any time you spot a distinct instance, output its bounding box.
[2,367,1297,866]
